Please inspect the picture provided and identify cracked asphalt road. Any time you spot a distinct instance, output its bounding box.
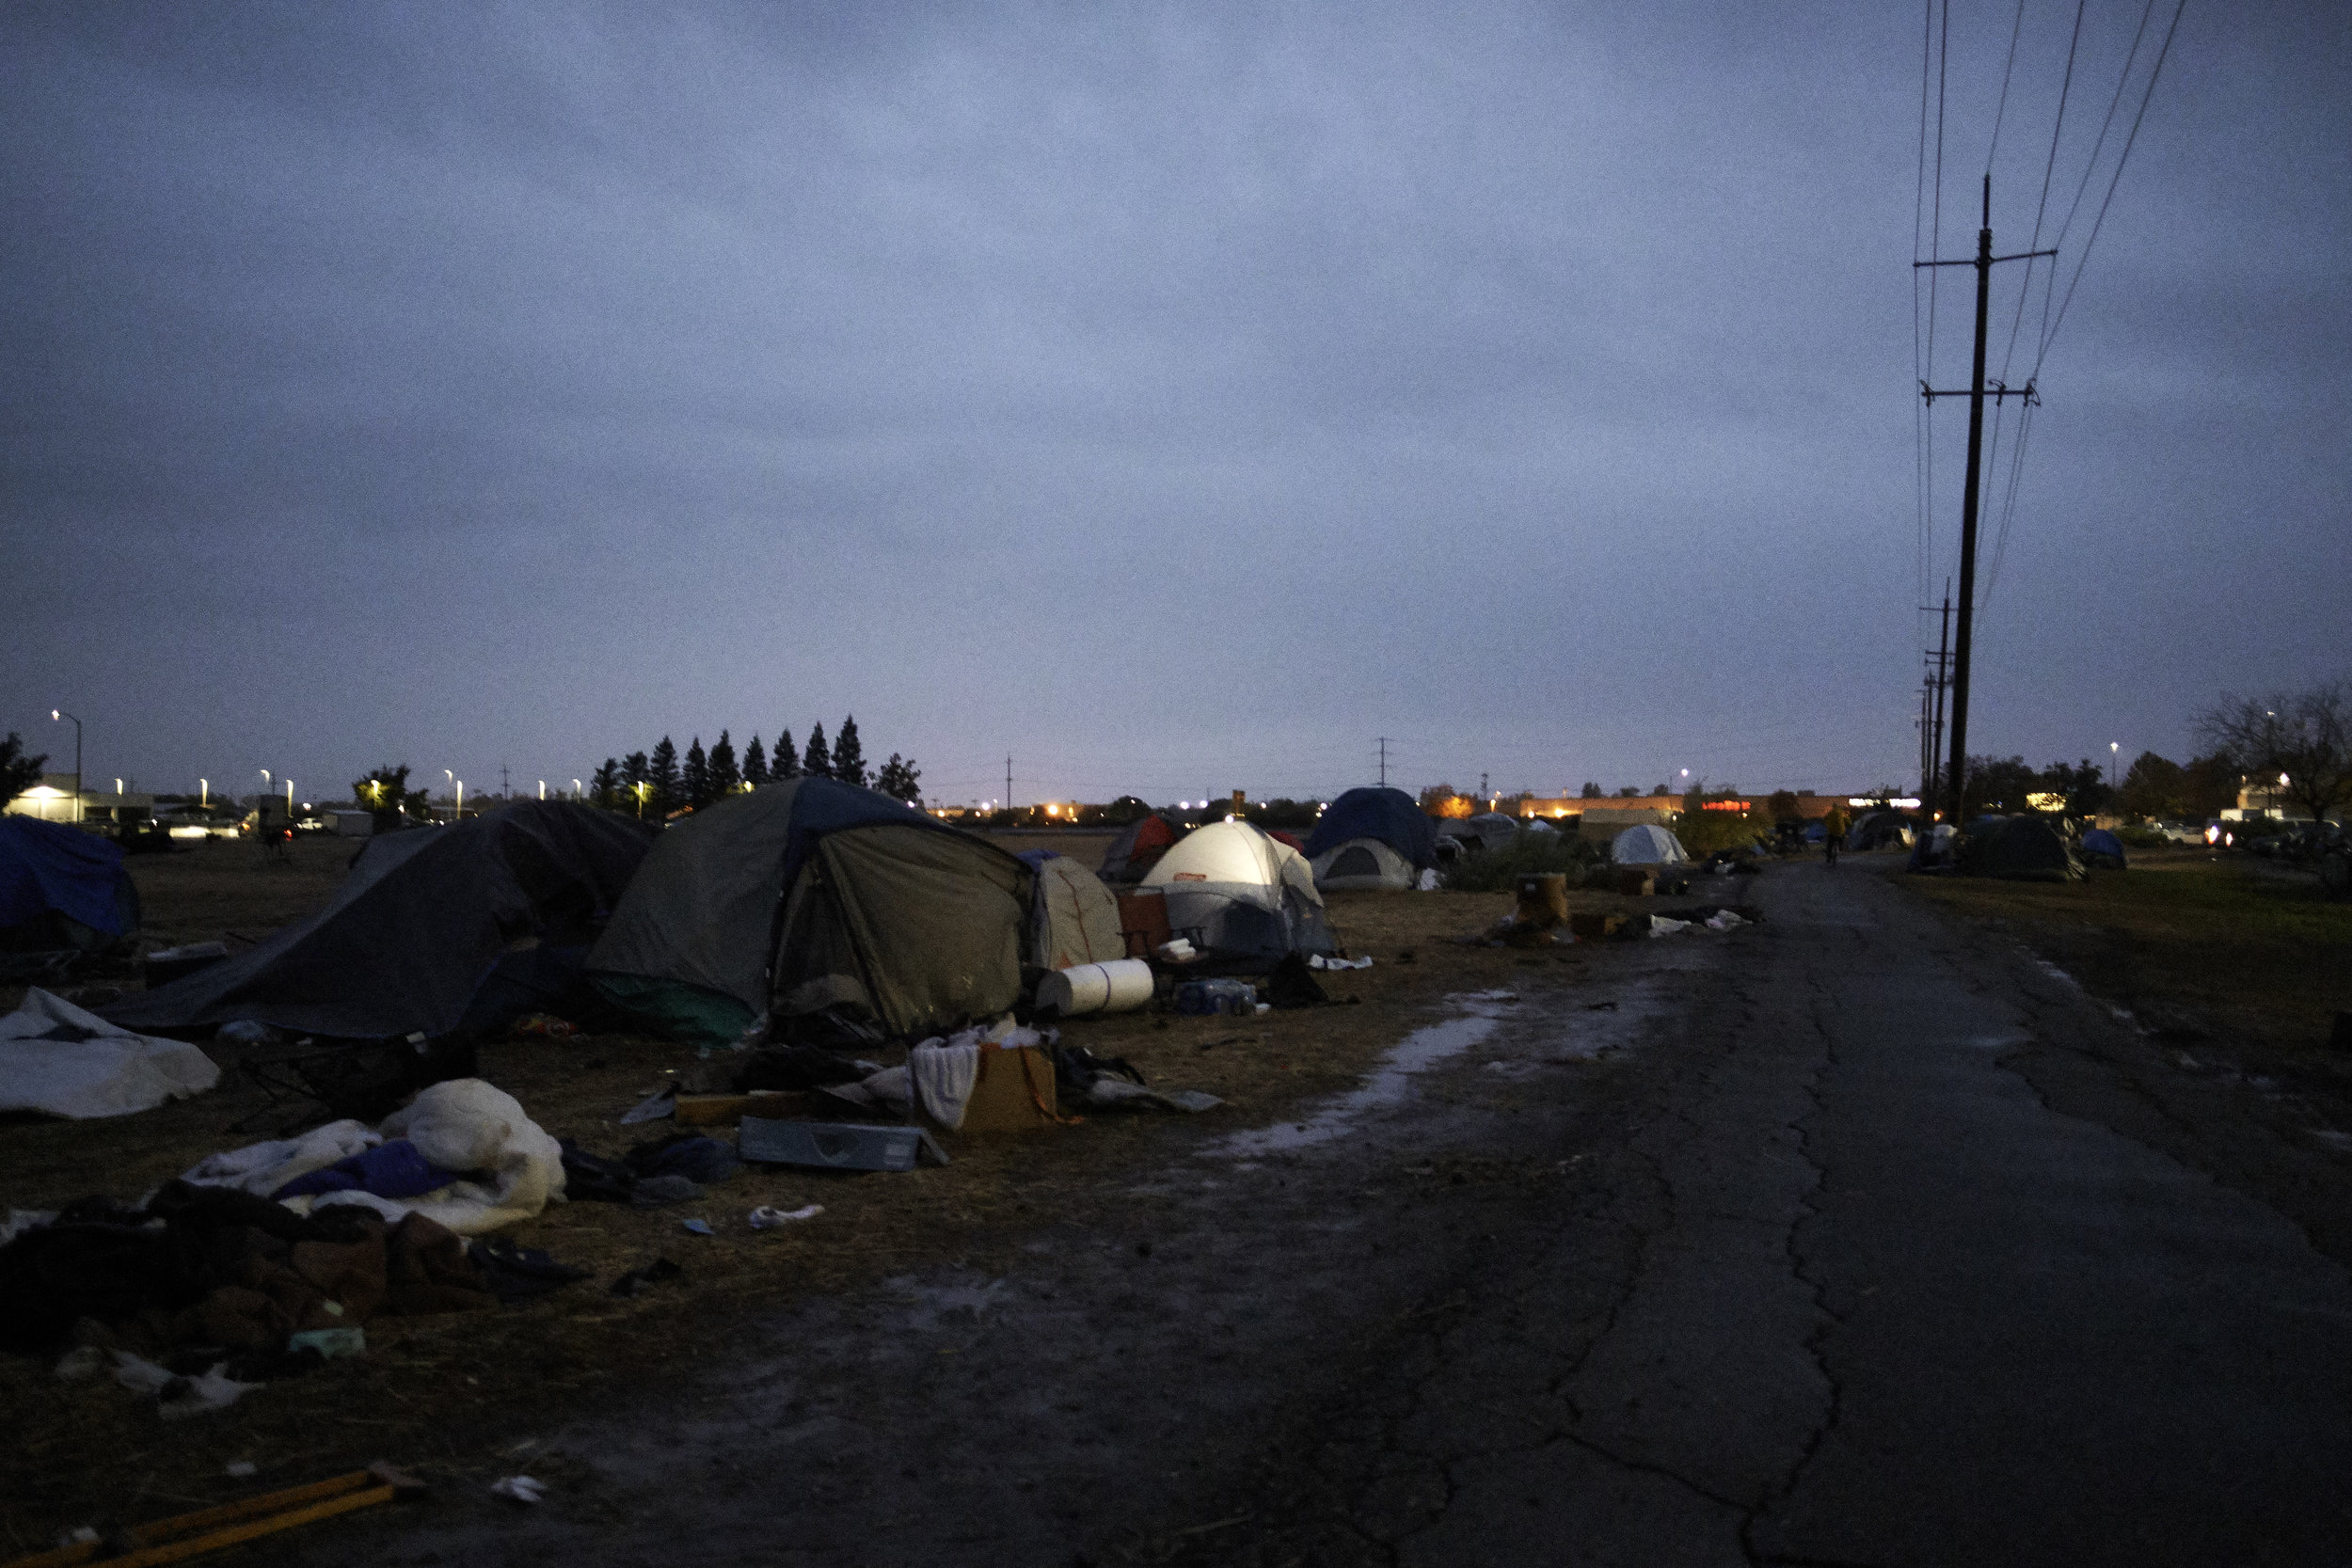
[289,861,2352,1567]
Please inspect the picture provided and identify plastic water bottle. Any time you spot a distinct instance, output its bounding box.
[1175,978,1258,1016]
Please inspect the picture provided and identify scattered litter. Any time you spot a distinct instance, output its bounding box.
[469,1237,591,1301]
[681,1218,715,1236]
[618,1085,677,1124]
[510,1013,577,1039]
[1156,938,1198,962]
[749,1204,824,1228]
[1416,868,1440,891]
[609,1258,684,1297]
[1307,954,1374,970]
[1646,916,1692,939]
[1081,1078,1223,1114]
[739,1117,949,1172]
[287,1327,365,1359]
[1175,978,1259,1017]
[114,1351,261,1419]
[490,1476,547,1505]
[225,1461,258,1478]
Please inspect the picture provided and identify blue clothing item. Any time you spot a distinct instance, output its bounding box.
[272,1138,454,1201]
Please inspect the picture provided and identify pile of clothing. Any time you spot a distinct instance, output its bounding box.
[0,1180,492,1364]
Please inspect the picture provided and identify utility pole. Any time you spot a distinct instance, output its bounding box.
[1005,755,1013,812]
[1918,584,1953,811]
[1917,176,2053,825]
[1377,737,1390,787]
[501,763,510,799]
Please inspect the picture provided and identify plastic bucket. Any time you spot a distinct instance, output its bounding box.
[1039,958,1154,1017]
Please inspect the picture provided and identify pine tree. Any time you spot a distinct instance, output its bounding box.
[709,731,740,797]
[771,729,800,780]
[684,737,712,809]
[742,735,769,789]
[833,715,867,789]
[647,737,681,815]
[590,758,623,811]
[802,722,832,781]
[620,752,650,815]
[876,753,922,804]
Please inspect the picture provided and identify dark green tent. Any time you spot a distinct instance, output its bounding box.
[104,801,655,1040]
[587,778,1034,1047]
[1963,816,2086,882]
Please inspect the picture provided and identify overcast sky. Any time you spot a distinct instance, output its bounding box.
[4,2,2344,808]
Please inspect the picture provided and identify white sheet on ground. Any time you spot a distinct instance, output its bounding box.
[0,989,220,1118]
[183,1077,566,1237]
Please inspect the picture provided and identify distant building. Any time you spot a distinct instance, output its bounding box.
[3,773,154,828]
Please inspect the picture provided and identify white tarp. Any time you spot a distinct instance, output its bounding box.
[0,988,220,1118]
[1611,824,1692,865]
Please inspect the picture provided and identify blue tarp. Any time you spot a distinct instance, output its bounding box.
[2082,828,2128,868]
[0,816,136,939]
[1303,786,1439,870]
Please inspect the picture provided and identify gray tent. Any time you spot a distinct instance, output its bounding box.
[588,778,1034,1047]
[1461,813,1520,853]
[105,802,655,1041]
[1963,816,2085,882]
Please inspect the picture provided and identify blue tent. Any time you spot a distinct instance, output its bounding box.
[0,816,139,951]
[2082,828,2128,870]
[1303,786,1439,870]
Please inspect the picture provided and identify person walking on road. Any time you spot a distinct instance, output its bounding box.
[1821,805,1847,867]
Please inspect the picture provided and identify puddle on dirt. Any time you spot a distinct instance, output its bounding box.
[1202,992,1517,1161]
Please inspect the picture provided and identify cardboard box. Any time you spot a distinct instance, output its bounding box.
[1614,869,1656,897]
[956,1044,1060,1132]
[1569,911,1626,942]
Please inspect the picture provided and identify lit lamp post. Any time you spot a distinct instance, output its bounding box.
[571,779,582,801]
[260,768,272,825]
[2109,741,2120,792]
[50,709,81,824]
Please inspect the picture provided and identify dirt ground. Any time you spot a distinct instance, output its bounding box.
[0,831,1683,1555]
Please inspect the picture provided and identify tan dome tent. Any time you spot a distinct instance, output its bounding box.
[1141,819,1337,960]
[1311,837,1416,892]
[588,779,1034,1047]
[1018,851,1126,970]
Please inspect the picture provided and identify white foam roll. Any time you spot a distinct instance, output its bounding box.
[1039,958,1154,1017]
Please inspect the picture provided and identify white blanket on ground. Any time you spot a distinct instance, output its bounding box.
[181,1078,567,1237]
[0,989,220,1118]
[180,1119,381,1195]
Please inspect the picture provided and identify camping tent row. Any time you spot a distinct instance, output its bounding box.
[90,783,1341,1057]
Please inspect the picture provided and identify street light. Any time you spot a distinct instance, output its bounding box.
[51,709,81,824]
[2109,741,2120,791]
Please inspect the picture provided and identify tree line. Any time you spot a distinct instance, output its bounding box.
[586,717,921,817]
[347,717,923,828]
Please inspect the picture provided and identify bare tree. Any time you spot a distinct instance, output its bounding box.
[2194,679,2352,824]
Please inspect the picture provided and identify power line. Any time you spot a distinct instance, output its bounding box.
[2036,0,2159,364]
[2039,0,2189,369]
[1985,0,2028,171]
